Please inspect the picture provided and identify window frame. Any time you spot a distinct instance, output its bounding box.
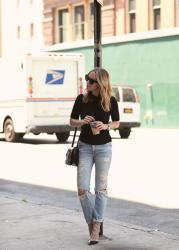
[128,0,136,33]
[72,3,85,41]
[152,0,161,30]
[54,1,95,43]
[57,8,69,43]
[153,8,160,29]
[129,0,136,12]
[88,1,94,39]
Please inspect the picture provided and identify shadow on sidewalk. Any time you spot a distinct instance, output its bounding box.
[0,178,179,237]
[103,247,154,250]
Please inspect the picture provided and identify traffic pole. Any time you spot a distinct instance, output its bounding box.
[94,0,103,236]
[94,0,102,68]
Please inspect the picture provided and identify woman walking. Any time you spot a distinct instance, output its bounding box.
[70,68,119,245]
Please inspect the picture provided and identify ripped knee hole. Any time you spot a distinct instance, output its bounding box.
[78,189,87,196]
[95,189,108,195]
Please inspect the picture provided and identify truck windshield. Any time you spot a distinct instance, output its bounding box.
[122,88,136,102]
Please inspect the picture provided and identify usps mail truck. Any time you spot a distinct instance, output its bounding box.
[0,52,85,142]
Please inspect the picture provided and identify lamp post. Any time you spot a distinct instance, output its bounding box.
[94,0,103,236]
[94,0,102,68]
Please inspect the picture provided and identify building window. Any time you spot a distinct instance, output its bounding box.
[153,0,161,29]
[128,0,136,33]
[176,0,179,26]
[16,0,20,8]
[30,23,34,38]
[89,2,94,38]
[73,5,85,41]
[58,9,69,43]
[17,26,21,40]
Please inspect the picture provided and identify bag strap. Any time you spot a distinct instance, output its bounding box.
[71,127,77,147]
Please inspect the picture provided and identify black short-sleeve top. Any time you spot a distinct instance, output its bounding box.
[70,94,120,145]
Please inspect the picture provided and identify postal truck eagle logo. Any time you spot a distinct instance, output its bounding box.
[45,70,65,85]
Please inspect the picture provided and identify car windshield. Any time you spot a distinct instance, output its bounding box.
[112,87,120,102]
[122,88,136,102]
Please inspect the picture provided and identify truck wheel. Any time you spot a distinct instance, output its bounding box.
[55,132,70,142]
[4,118,20,142]
[119,128,131,139]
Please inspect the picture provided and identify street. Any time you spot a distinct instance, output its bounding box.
[0,128,179,238]
[0,128,179,208]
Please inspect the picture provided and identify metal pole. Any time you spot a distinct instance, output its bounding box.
[94,0,102,68]
[94,0,103,236]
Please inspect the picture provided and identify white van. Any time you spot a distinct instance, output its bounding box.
[0,52,85,142]
[112,85,140,138]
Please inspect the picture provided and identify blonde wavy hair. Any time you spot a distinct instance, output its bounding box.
[83,68,112,112]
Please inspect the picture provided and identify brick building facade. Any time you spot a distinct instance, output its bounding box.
[43,0,179,46]
[43,0,115,45]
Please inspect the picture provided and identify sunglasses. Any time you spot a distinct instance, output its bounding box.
[85,74,98,85]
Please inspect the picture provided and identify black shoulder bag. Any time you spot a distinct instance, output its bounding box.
[65,128,79,167]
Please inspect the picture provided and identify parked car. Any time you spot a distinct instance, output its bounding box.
[112,84,141,138]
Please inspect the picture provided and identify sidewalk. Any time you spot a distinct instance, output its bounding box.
[1,193,179,250]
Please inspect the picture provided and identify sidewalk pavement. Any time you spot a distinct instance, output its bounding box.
[1,193,179,250]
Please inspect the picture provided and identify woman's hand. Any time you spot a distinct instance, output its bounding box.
[95,121,108,131]
[83,115,95,124]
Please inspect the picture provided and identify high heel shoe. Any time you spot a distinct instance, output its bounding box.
[88,222,101,245]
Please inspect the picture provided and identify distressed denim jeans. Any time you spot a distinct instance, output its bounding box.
[77,141,112,224]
